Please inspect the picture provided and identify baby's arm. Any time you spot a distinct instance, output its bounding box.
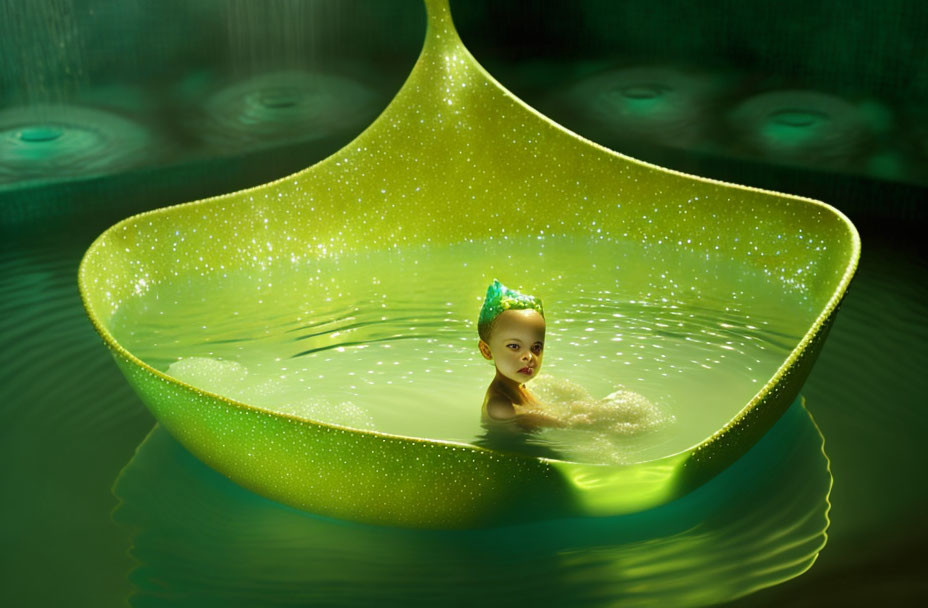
[487,396,566,429]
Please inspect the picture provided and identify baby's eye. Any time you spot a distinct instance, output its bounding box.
[506,344,519,350]
[532,343,544,353]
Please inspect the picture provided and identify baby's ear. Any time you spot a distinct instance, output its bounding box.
[477,340,493,360]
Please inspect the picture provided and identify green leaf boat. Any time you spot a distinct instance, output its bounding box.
[78,0,859,529]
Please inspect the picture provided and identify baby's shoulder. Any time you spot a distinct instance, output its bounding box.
[483,391,517,421]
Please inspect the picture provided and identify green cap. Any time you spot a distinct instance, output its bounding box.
[478,279,544,328]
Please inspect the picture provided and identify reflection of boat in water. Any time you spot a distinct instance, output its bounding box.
[113,397,831,607]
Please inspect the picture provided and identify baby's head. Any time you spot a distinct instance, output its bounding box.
[477,279,546,382]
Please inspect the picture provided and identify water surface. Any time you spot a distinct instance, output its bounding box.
[111,234,810,463]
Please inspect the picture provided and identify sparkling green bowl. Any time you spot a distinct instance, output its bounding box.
[78,0,859,529]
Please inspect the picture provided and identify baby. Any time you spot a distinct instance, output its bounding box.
[477,279,566,430]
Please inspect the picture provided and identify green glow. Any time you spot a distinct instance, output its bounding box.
[17,125,64,143]
[762,109,830,144]
[113,398,831,606]
[78,0,859,528]
[256,87,302,109]
[607,83,672,114]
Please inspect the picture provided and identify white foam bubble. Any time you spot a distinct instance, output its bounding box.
[531,373,675,435]
[167,356,248,394]
[167,357,376,431]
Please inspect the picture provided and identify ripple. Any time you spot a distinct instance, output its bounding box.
[0,104,154,186]
[552,65,724,147]
[112,398,830,607]
[196,70,376,151]
[727,90,871,167]
[0,247,142,434]
[109,235,805,461]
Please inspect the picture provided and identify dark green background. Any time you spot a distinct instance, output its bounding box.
[1,1,925,605]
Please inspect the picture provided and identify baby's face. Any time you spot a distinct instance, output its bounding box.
[480,309,545,384]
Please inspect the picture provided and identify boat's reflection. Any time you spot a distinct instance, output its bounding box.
[113,397,830,607]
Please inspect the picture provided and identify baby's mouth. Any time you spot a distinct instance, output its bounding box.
[518,367,534,375]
